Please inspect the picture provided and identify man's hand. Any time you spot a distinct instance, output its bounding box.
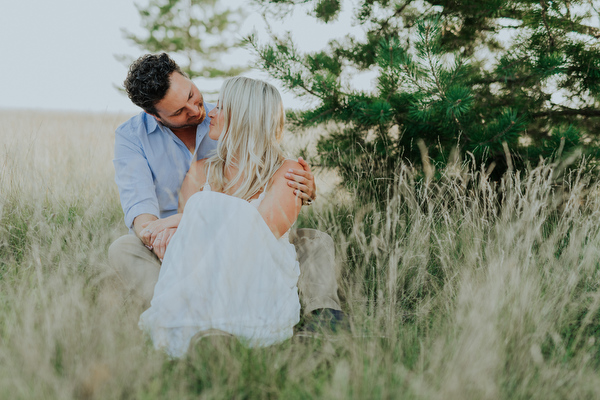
[140,214,182,246]
[285,157,317,205]
[151,227,177,260]
[133,213,158,248]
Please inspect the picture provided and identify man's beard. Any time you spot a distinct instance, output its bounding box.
[160,114,205,130]
[158,105,207,130]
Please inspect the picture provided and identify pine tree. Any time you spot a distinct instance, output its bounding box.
[122,0,247,78]
[249,0,600,200]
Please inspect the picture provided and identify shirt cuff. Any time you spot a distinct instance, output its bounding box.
[125,203,160,231]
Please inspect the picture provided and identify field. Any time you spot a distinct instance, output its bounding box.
[2,110,600,399]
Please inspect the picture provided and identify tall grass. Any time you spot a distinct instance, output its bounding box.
[1,111,600,399]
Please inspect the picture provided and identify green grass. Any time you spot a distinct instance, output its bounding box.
[2,111,600,399]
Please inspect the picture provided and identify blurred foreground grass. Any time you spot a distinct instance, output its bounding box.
[2,111,600,399]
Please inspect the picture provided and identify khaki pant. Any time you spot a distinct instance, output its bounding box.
[108,228,341,315]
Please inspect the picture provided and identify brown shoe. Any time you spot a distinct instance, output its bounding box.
[296,308,351,335]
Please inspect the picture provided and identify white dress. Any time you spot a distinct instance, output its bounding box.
[138,177,301,358]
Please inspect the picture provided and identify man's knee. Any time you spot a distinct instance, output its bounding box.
[291,229,341,314]
[108,234,160,305]
[291,228,334,253]
[108,234,143,267]
[292,228,338,281]
[108,234,161,277]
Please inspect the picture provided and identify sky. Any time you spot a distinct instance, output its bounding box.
[0,0,369,114]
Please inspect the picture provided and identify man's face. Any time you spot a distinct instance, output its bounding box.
[152,72,206,130]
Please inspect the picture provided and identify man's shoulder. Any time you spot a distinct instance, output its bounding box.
[116,112,158,138]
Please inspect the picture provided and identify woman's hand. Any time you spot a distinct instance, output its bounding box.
[140,213,182,246]
[151,227,177,260]
[285,157,317,205]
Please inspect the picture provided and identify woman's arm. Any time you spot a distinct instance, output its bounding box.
[178,159,208,212]
[258,160,303,239]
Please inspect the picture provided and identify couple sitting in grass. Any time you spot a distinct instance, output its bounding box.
[108,53,347,357]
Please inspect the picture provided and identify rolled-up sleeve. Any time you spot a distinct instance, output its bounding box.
[113,127,159,229]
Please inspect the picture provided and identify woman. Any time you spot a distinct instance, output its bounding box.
[138,77,303,358]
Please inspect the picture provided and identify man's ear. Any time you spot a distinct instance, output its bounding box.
[145,111,161,123]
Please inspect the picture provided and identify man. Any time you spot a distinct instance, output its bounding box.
[108,53,346,331]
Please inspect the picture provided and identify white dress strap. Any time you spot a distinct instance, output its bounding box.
[252,159,288,204]
[203,163,212,192]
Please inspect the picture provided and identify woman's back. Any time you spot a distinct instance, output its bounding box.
[181,158,303,239]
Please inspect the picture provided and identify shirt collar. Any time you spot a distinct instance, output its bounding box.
[142,111,172,135]
[142,111,158,135]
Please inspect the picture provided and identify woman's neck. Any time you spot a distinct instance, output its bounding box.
[223,163,265,200]
[224,163,240,182]
[223,164,245,196]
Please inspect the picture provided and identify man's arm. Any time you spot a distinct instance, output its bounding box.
[114,125,162,231]
[114,122,174,258]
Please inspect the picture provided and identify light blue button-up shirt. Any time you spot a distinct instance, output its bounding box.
[113,103,217,230]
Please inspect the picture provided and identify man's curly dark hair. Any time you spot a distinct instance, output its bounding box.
[124,53,185,115]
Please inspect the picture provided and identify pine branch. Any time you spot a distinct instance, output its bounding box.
[540,0,556,48]
[546,16,600,39]
[474,76,530,85]
[531,107,600,118]
[248,35,323,99]
[378,0,415,33]
[421,22,444,97]
[484,120,517,145]
[494,8,600,39]
[306,107,338,124]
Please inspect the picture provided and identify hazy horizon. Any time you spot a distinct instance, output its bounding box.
[1,0,369,114]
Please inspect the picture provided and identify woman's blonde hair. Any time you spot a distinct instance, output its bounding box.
[206,76,285,200]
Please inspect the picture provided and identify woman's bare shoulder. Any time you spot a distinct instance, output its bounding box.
[193,158,208,169]
[265,159,302,194]
[275,159,302,178]
[190,158,208,176]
